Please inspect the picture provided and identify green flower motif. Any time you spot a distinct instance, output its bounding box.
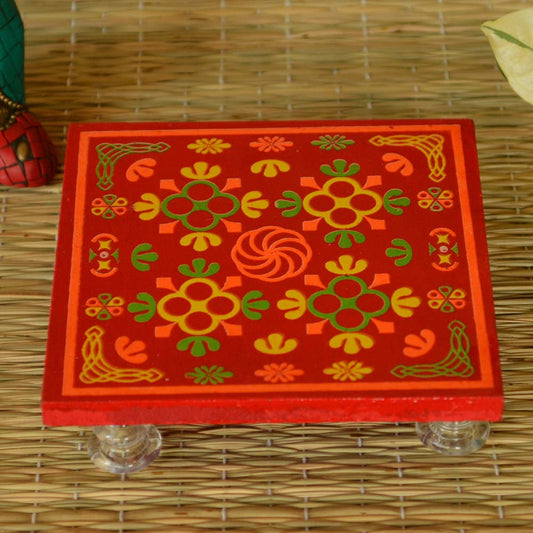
[185,365,234,385]
[311,135,355,151]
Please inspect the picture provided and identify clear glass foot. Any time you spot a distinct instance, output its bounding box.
[416,421,490,456]
[88,425,162,473]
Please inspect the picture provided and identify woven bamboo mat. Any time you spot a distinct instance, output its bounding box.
[2,0,533,531]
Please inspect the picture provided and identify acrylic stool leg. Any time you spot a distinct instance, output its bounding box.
[88,425,162,473]
[416,421,490,456]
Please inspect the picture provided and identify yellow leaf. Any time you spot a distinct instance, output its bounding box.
[482,8,533,105]
[329,333,374,354]
[133,193,160,221]
[391,287,421,318]
[277,290,306,320]
[181,161,221,180]
[241,191,269,218]
[325,255,368,275]
[254,333,298,354]
[250,159,290,178]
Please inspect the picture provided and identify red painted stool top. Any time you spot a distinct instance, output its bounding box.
[42,120,503,426]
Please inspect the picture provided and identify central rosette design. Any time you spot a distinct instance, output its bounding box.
[231,226,312,282]
[308,276,390,331]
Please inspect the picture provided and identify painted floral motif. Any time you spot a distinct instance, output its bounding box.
[85,293,125,320]
[303,177,382,230]
[311,135,355,151]
[308,276,390,332]
[255,363,304,383]
[187,138,231,154]
[185,365,234,384]
[161,181,239,231]
[418,188,454,211]
[250,136,293,152]
[427,286,467,313]
[323,360,373,381]
[91,195,128,219]
[157,278,240,336]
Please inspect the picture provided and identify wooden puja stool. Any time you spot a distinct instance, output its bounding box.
[42,119,503,472]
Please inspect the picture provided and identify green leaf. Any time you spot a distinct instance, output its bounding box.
[242,291,270,320]
[320,159,360,177]
[131,243,159,272]
[128,292,157,322]
[275,191,302,218]
[325,230,366,249]
[179,257,220,278]
[177,336,221,357]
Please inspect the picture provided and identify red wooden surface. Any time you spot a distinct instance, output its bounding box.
[42,120,503,426]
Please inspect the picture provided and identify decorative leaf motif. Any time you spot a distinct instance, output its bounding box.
[384,189,410,215]
[242,291,270,320]
[277,290,307,320]
[382,153,414,176]
[254,333,298,354]
[131,243,159,272]
[329,333,374,354]
[180,162,221,180]
[178,258,220,278]
[325,230,366,249]
[128,292,157,323]
[126,158,157,182]
[403,329,436,358]
[325,255,368,275]
[386,238,413,267]
[133,193,161,221]
[250,159,290,177]
[177,336,221,357]
[180,232,222,252]
[275,191,302,218]
[115,336,148,364]
[241,191,270,218]
[392,287,421,318]
[320,159,360,177]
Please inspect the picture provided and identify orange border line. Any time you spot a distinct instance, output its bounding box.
[61,124,496,397]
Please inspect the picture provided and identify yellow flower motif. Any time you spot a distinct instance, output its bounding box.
[187,138,231,154]
[323,360,373,381]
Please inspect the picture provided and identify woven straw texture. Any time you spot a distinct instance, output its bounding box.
[2,0,533,531]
